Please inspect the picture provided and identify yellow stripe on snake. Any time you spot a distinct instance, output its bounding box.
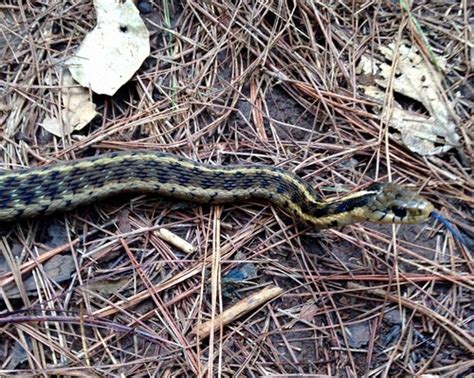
[0,151,434,227]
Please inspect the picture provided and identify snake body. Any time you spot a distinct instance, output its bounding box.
[0,151,433,227]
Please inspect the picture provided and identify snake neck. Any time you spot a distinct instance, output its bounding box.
[298,191,379,229]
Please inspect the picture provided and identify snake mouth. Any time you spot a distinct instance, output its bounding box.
[370,205,433,224]
[366,183,435,224]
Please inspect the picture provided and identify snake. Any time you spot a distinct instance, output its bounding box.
[0,151,434,228]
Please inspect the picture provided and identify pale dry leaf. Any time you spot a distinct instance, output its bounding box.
[377,43,451,122]
[357,43,460,155]
[361,84,453,155]
[40,116,73,137]
[66,0,150,95]
[40,70,97,137]
[61,71,97,131]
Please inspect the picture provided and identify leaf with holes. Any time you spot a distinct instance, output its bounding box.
[66,0,150,96]
[357,42,459,155]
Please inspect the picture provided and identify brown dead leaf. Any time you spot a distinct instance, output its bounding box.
[357,42,460,155]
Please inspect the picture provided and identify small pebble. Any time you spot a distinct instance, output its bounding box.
[137,0,152,14]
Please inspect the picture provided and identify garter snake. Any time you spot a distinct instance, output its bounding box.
[0,151,434,228]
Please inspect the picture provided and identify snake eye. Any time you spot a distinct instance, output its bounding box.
[391,206,407,219]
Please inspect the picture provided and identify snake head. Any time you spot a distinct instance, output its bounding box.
[366,182,434,224]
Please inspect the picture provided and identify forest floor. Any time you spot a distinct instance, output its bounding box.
[0,1,472,376]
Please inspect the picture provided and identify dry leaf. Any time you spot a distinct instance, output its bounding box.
[40,70,97,137]
[66,0,150,96]
[357,42,460,155]
[40,116,72,137]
